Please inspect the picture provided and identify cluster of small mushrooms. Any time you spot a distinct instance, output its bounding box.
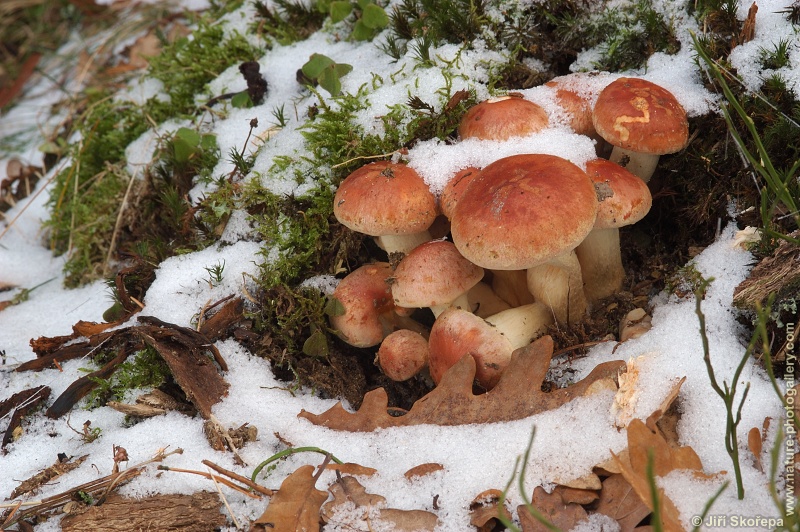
[329,75,689,390]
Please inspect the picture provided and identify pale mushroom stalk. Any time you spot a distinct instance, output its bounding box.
[490,269,535,308]
[467,281,511,318]
[375,232,433,255]
[574,227,624,302]
[608,147,660,183]
[484,302,553,349]
[525,251,587,326]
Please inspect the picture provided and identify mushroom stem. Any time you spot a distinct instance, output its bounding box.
[491,269,535,307]
[575,227,625,303]
[525,250,588,326]
[485,302,552,349]
[429,292,471,318]
[376,231,432,255]
[467,282,511,318]
[608,147,659,183]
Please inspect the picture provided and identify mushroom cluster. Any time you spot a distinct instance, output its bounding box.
[327,74,688,390]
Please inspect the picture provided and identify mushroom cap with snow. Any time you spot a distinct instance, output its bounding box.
[458,95,549,141]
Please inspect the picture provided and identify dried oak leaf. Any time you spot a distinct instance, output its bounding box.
[252,464,327,531]
[518,486,587,532]
[321,475,439,531]
[470,489,511,531]
[612,418,719,532]
[593,473,650,532]
[299,336,625,430]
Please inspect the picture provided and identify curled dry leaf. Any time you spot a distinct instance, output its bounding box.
[470,489,511,530]
[299,336,626,431]
[325,462,378,477]
[404,463,444,480]
[748,426,764,473]
[252,465,327,531]
[321,475,439,531]
[593,473,650,532]
[518,486,588,532]
[612,419,719,532]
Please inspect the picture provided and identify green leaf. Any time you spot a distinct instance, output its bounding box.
[231,91,252,108]
[333,62,353,77]
[302,329,329,357]
[316,0,331,13]
[351,19,375,40]
[356,0,371,9]
[175,127,201,147]
[199,133,217,151]
[361,3,388,29]
[318,65,343,96]
[302,53,335,79]
[329,1,353,23]
[324,297,346,316]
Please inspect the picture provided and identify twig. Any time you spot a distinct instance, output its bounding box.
[552,340,611,358]
[206,466,242,530]
[104,167,139,277]
[330,149,405,169]
[201,460,274,496]
[0,163,62,244]
[157,466,261,499]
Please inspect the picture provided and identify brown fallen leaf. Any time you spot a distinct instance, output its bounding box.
[252,465,327,531]
[321,475,439,531]
[748,425,763,473]
[404,463,444,480]
[299,336,625,430]
[593,473,651,532]
[470,489,511,531]
[613,418,719,532]
[554,485,599,506]
[518,486,587,532]
[325,462,378,477]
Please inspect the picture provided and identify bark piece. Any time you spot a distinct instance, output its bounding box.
[299,336,625,430]
[1,386,50,448]
[136,322,228,419]
[9,455,88,500]
[60,491,226,532]
[733,230,800,310]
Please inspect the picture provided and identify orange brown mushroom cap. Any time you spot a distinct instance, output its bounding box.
[391,240,484,317]
[458,95,549,141]
[592,77,689,181]
[334,161,437,254]
[451,153,597,325]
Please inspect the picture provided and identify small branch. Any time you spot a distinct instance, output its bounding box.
[201,460,274,496]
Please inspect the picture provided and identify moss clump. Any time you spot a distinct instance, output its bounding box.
[251,0,326,45]
[86,347,170,409]
[46,17,263,287]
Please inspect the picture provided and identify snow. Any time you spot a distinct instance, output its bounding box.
[0,0,795,530]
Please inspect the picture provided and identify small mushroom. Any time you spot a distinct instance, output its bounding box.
[575,158,652,302]
[592,77,689,182]
[329,263,424,347]
[391,240,484,317]
[334,161,437,254]
[376,329,429,381]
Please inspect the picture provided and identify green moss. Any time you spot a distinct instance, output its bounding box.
[147,21,265,114]
[251,0,326,45]
[86,347,170,409]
